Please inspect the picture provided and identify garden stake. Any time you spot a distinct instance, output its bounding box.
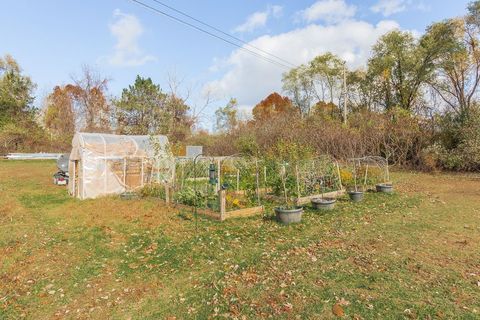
[295,164,300,200]
[193,153,204,234]
[386,159,390,182]
[336,162,343,190]
[364,164,369,187]
[236,169,240,192]
[264,166,267,191]
[255,158,260,205]
[353,159,358,192]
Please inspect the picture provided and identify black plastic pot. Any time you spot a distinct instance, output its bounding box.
[275,207,303,224]
[120,192,139,200]
[311,197,336,210]
[376,183,393,193]
[348,191,364,202]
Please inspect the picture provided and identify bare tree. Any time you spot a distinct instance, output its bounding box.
[70,65,111,132]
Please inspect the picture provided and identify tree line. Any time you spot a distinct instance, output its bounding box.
[1,1,480,170]
[0,62,194,153]
[204,1,480,171]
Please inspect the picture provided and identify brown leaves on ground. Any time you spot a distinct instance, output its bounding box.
[2,162,480,318]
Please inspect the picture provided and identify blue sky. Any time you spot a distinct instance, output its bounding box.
[0,0,472,128]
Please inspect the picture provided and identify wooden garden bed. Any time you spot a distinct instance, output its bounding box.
[263,190,345,206]
[294,190,345,205]
[167,189,264,221]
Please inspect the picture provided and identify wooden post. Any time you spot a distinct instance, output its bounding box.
[217,159,221,192]
[263,166,267,189]
[165,184,170,204]
[81,150,85,199]
[219,189,226,221]
[172,160,176,188]
[141,158,144,187]
[295,164,300,200]
[236,169,240,192]
[343,63,348,125]
[101,135,107,195]
[150,159,154,183]
[72,161,76,197]
[255,159,260,205]
[336,162,343,190]
[353,159,358,192]
[104,157,108,194]
[204,183,208,209]
[123,158,127,189]
[386,160,390,182]
[364,164,369,187]
[181,163,185,188]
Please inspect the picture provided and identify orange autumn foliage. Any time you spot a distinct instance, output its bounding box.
[252,92,294,121]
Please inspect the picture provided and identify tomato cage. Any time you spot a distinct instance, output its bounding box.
[173,156,220,210]
[218,156,265,216]
[344,156,391,192]
[263,156,344,206]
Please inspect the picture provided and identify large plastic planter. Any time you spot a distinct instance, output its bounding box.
[348,191,364,202]
[311,198,336,210]
[376,183,394,193]
[275,207,303,224]
[120,192,139,200]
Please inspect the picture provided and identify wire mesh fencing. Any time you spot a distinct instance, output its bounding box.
[342,156,390,191]
[133,154,393,220]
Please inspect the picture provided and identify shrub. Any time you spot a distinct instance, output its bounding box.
[140,183,165,199]
[425,108,480,171]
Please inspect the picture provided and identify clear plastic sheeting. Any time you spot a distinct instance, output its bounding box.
[68,133,174,199]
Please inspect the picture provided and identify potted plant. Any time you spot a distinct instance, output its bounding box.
[376,182,393,193]
[311,176,336,210]
[120,191,139,200]
[311,196,336,210]
[274,164,303,224]
[347,160,364,202]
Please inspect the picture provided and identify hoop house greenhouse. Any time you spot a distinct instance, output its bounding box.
[68,133,174,199]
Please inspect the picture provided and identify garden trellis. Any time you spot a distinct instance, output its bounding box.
[169,154,346,219]
[172,155,266,220]
[173,156,221,210]
[345,156,390,191]
[263,156,344,205]
[219,156,265,214]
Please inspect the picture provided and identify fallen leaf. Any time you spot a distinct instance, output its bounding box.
[332,303,344,317]
[338,298,350,306]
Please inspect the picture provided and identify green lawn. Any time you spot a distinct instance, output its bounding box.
[1,160,479,319]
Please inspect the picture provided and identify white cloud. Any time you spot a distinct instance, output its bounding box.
[106,9,156,67]
[234,5,284,33]
[271,5,284,18]
[371,0,407,17]
[416,1,431,12]
[204,19,400,110]
[299,0,356,24]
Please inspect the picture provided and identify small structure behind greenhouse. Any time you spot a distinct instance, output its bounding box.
[68,133,174,199]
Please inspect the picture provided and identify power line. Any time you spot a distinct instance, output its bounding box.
[149,0,297,68]
[128,0,293,70]
[129,0,292,69]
